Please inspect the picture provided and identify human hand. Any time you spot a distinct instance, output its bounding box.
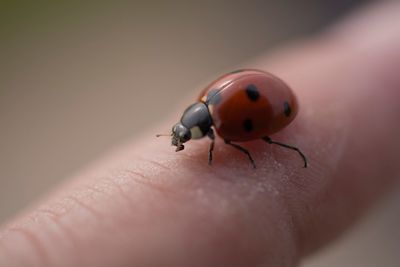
[1,2,400,267]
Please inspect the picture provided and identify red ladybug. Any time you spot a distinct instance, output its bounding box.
[158,69,307,168]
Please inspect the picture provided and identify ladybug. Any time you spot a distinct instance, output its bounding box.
[157,69,307,168]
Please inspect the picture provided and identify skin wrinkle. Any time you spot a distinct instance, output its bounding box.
[41,193,116,267]
[8,227,50,266]
[122,169,180,196]
[133,142,242,186]
[101,176,134,203]
[65,195,102,219]
[130,149,204,176]
[7,191,107,266]
[20,171,188,266]
[33,208,85,267]
[128,157,227,194]
[88,155,187,198]
[85,181,115,199]
[35,208,63,222]
[84,175,144,224]
[114,166,201,211]
[16,187,107,239]
[141,158,171,171]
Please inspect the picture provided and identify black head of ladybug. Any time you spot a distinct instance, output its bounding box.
[171,123,191,151]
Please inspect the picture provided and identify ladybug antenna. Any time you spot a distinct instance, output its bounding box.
[156,133,172,137]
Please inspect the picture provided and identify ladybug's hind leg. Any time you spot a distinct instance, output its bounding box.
[262,136,308,168]
[224,140,256,169]
[207,128,215,165]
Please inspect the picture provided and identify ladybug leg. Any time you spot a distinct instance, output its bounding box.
[207,128,215,165]
[224,140,256,169]
[262,137,308,168]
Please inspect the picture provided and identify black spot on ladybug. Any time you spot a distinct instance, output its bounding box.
[230,69,245,74]
[245,84,260,101]
[206,89,222,105]
[284,101,292,117]
[243,118,253,132]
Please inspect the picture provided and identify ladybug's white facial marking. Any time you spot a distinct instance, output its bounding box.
[190,126,204,139]
[171,123,191,151]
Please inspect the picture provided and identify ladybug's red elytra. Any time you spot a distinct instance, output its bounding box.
[157,69,307,168]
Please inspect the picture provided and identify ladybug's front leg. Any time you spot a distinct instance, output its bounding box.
[207,128,215,165]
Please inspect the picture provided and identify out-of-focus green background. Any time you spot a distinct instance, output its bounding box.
[1,1,399,266]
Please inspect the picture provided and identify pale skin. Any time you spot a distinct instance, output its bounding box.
[1,2,400,266]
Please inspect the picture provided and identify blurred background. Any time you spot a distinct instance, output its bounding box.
[1,1,399,266]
